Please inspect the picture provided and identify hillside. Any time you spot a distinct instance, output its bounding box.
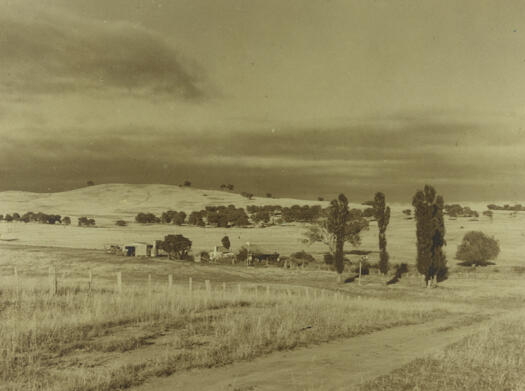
[0,184,335,220]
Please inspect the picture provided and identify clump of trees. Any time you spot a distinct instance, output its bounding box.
[159,234,192,260]
[303,194,369,283]
[0,211,64,224]
[188,211,206,226]
[444,204,479,218]
[456,231,500,266]
[203,206,250,227]
[135,213,161,224]
[373,192,390,274]
[161,210,187,225]
[78,217,96,227]
[412,185,448,287]
[487,204,525,211]
[220,184,235,191]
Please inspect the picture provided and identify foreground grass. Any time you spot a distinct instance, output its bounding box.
[0,276,459,391]
[360,312,525,391]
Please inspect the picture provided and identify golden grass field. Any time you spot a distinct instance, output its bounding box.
[1,184,525,390]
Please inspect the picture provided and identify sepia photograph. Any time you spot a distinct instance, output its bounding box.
[1,1,525,390]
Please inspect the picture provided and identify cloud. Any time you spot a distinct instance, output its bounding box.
[0,6,207,99]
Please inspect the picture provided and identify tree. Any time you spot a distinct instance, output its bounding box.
[221,235,231,250]
[173,211,186,225]
[412,185,448,287]
[317,196,324,201]
[227,184,234,191]
[483,210,493,220]
[183,180,191,187]
[303,194,369,282]
[160,234,192,260]
[78,216,96,227]
[456,231,500,266]
[266,193,272,198]
[373,192,390,274]
[87,180,95,186]
[188,211,205,226]
[402,209,412,217]
[115,220,127,226]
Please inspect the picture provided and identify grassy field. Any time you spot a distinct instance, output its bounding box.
[1,244,525,391]
[1,184,525,390]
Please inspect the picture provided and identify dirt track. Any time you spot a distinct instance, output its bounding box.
[132,314,490,391]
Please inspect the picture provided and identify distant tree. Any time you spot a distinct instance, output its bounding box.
[135,213,160,224]
[266,193,272,198]
[160,234,192,260]
[12,212,20,221]
[483,210,493,220]
[220,184,226,190]
[116,220,127,226]
[373,192,390,274]
[87,180,95,186]
[227,184,234,191]
[221,235,231,250]
[363,207,375,218]
[183,180,191,187]
[412,185,448,287]
[317,197,324,201]
[402,209,412,217]
[172,211,186,225]
[5,214,13,222]
[188,211,205,226]
[456,231,500,266]
[241,192,254,200]
[78,216,96,227]
[253,210,270,224]
[0,214,3,221]
[62,216,71,225]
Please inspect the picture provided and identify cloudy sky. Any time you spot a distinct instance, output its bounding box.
[1,0,525,202]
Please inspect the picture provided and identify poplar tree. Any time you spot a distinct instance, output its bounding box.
[373,192,390,274]
[412,185,448,287]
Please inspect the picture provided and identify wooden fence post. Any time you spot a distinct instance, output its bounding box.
[189,277,193,295]
[88,270,93,292]
[49,266,57,296]
[116,272,122,294]
[14,267,19,300]
[266,284,270,297]
[222,282,226,295]
[148,274,152,296]
[237,283,242,297]
[359,261,362,286]
[205,280,211,294]
[168,274,173,289]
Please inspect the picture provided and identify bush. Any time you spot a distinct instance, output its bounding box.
[456,231,500,266]
[115,220,127,227]
[289,250,316,266]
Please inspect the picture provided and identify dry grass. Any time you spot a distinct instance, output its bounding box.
[360,311,525,391]
[0,276,458,391]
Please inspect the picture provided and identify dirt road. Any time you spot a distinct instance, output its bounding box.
[132,315,489,391]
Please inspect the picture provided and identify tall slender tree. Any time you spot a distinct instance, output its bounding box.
[373,192,390,275]
[327,194,350,283]
[412,185,448,287]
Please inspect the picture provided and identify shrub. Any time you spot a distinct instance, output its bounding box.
[456,231,500,266]
[115,220,127,227]
[62,216,71,225]
[289,250,316,266]
[221,236,231,250]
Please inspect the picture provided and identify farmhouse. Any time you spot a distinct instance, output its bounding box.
[122,242,154,257]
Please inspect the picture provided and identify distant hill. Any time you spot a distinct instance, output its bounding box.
[0,184,335,220]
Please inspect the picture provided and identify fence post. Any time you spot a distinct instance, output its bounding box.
[148,274,152,296]
[116,272,122,294]
[205,280,211,294]
[49,266,57,296]
[222,282,226,295]
[88,270,93,292]
[189,277,193,295]
[266,284,270,297]
[238,283,242,297]
[168,274,173,289]
[14,267,19,301]
[305,287,310,299]
[254,286,258,299]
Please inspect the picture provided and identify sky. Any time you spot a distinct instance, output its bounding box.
[1,0,525,202]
